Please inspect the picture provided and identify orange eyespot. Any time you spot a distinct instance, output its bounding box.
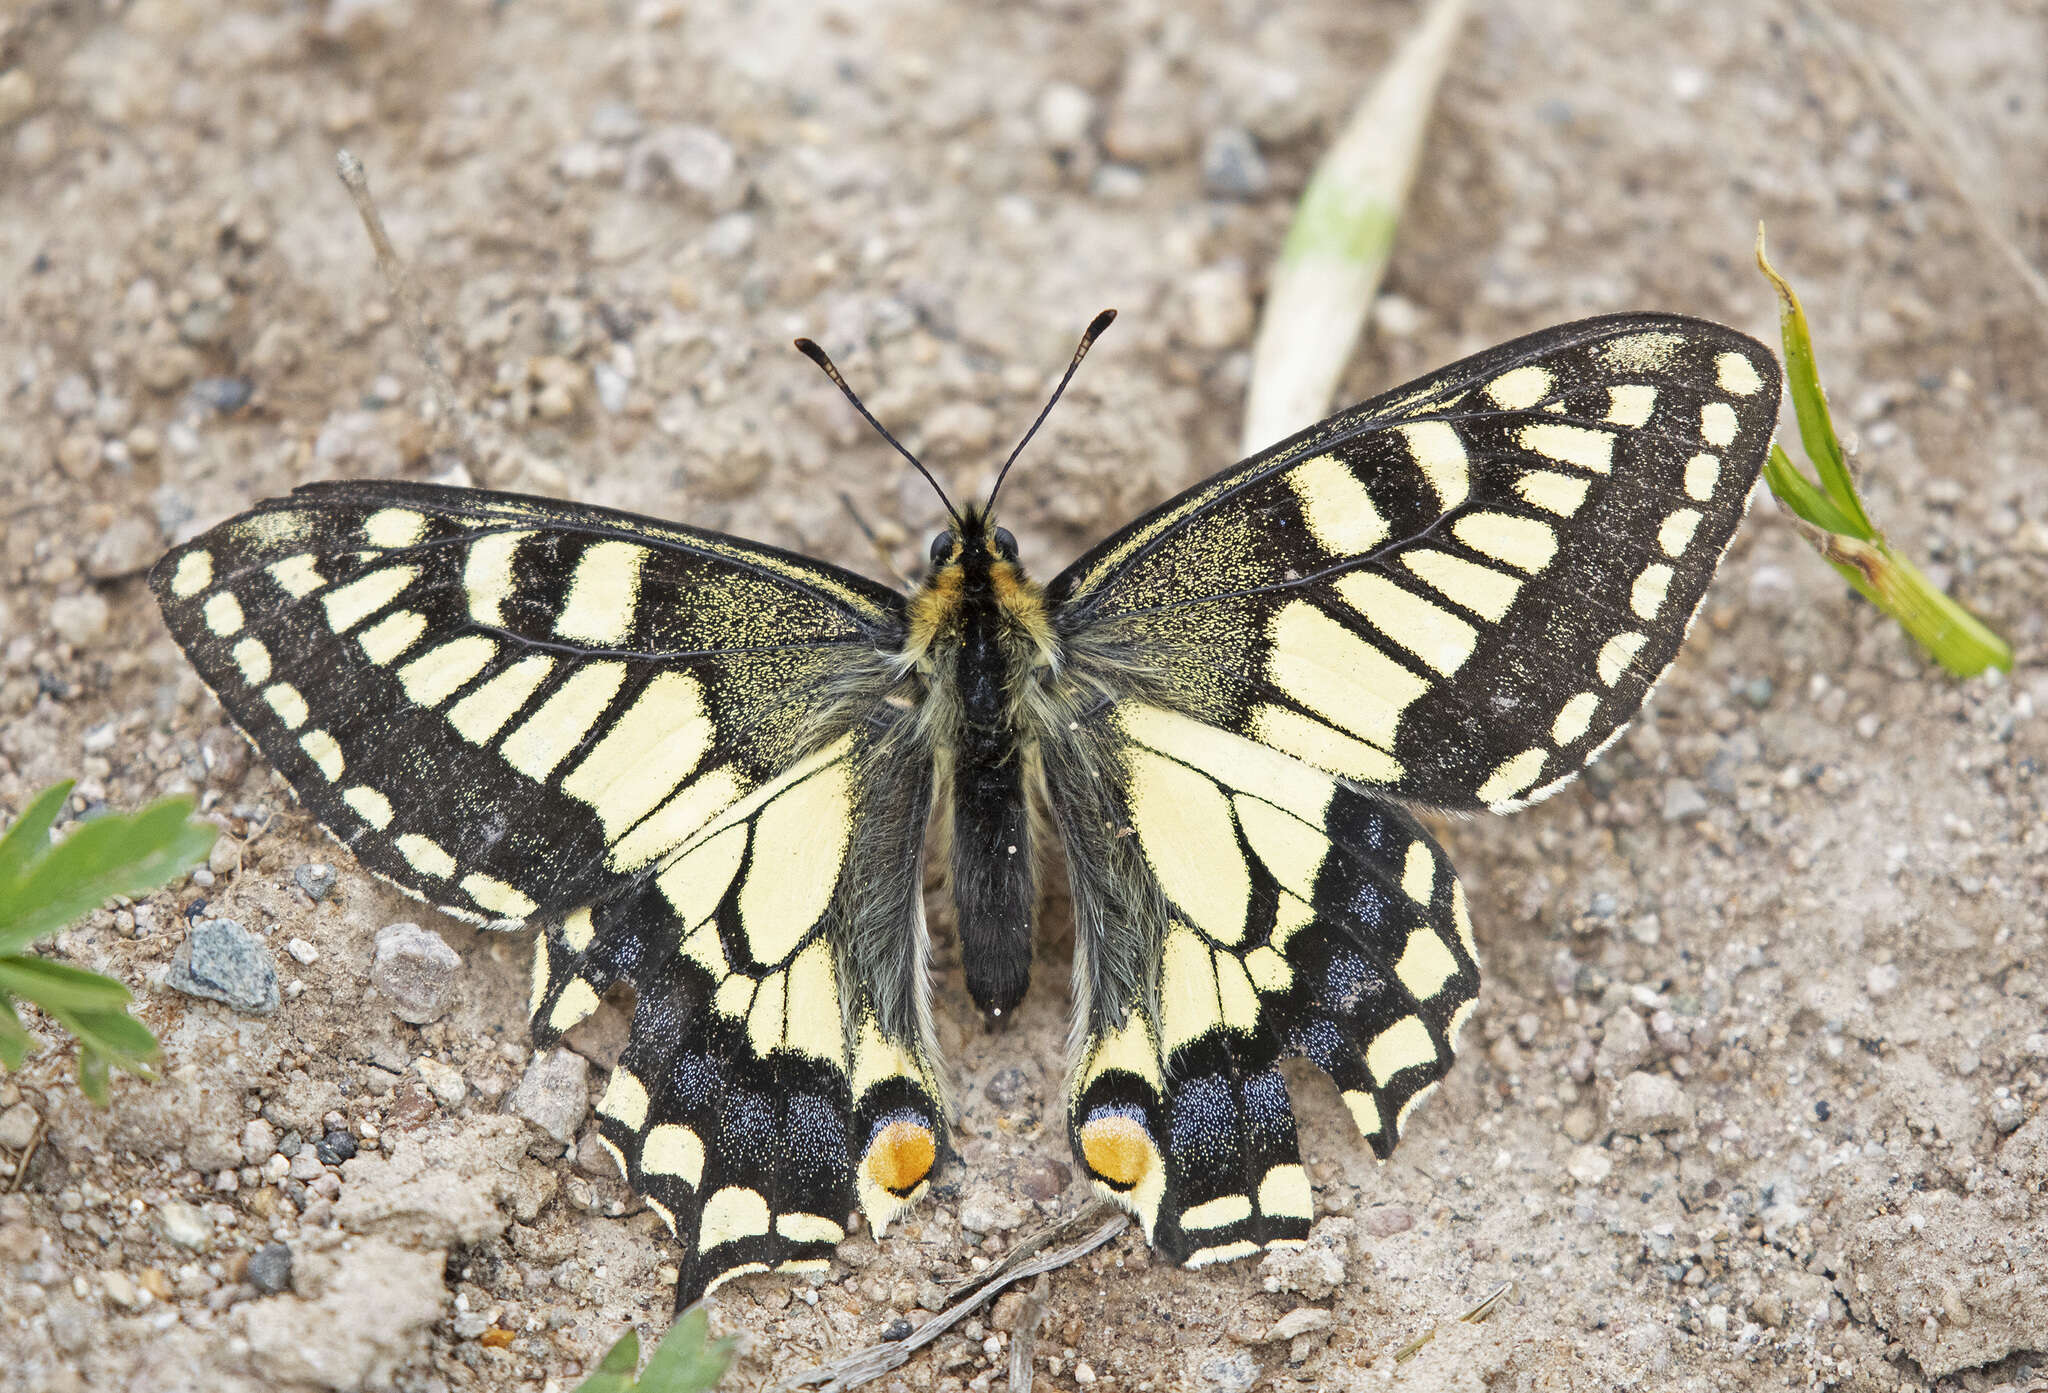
[863,1118,936,1195]
[1079,1114,1155,1188]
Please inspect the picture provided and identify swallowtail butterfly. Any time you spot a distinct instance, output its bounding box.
[152,310,1778,1304]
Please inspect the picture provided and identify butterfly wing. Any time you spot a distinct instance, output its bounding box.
[152,481,945,1303]
[1042,314,1777,1257]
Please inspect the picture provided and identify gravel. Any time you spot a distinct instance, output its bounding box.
[505,1049,591,1146]
[369,922,461,1024]
[165,918,280,1014]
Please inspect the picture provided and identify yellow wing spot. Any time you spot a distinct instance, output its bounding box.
[644,1196,677,1235]
[1448,999,1478,1051]
[736,760,853,964]
[863,1119,936,1196]
[1596,330,1683,372]
[322,566,417,634]
[1451,881,1478,959]
[1716,350,1764,396]
[529,939,550,1017]
[777,1258,831,1275]
[1259,1163,1313,1220]
[1159,924,1224,1054]
[1396,421,1470,509]
[1484,364,1551,409]
[1604,384,1657,427]
[1250,705,1405,786]
[1596,631,1648,686]
[743,971,788,1058]
[1268,601,1430,751]
[1181,1194,1252,1231]
[500,661,627,782]
[464,529,528,626]
[1402,549,1522,622]
[1476,747,1547,806]
[1244,945,1293,993]
[702,1261,768,1295]
[1233,795,1324,903]
[1452,512,1557,574]
[1119,704,1335,823]
[561,906,595,953]
[399,636,498,708]
[170,551,213,597]
[263,683,309,730]
[363,508,428,548]
[204,592,244,636]
[1394,927,1460,1000]
[299,729,345,782]
[1078,1011,1162,1093]
[1270,891,1315,953]
[1514,469,1591,517]
[1684,453,1720,501]
[555,540,647,645]
[595,1136,628,1181]
[1396,1080,1441,1135]
[699,1186,772,1251]
[561,671,713,838]
[1366,1016,1437,1086]
[462,872,536,919]
[851,1016,928,1097]
[642,1123,706,1187]
[617,765,745,875]
[1288,453,1391,556]
[394,833,455,880]
[1551,691,1601,746]
[268,554,323,598]
[1186,1240,1260,1268]
[1079,1114,1156,1188]
[1700,401,1738,448]
[1129,750,1252,947]
[1215,952,1261,1034]
[232,637,272,684]
[777,1214,845,1245]
[1401,841,1434,904]
[780,939,846,1064]
[343,785,393,829]
[598,1067,650,1130]
[712,973,755,1020]
[1630,563,1674,620]
[448,655,555,743]
[661,826,749,940]
[357,609,428,666]
[1332,570,1477,677]
[1515,422,1615,475]
[548,976,601,1033]
[1657,509,1702,557]
[1342,1089,1383,1139]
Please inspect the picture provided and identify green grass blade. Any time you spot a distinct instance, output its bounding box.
[0,792,216,954]
[0,782,73,890]
[574,1329,643,1393]
[0,956,135,1013]
[636,1308,736,1393]
[1755,226,1875,540]
[0,998,27,1071]
[1762,443,1862,537]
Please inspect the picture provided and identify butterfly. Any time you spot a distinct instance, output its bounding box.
[151,309,1778,1305]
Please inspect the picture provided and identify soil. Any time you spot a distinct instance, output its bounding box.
[2,2,2046,1391]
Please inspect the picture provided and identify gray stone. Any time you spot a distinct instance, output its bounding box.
[0,1101,38,1150]
[294,863,337,901]
[1609,1071,1694,1135]
[1201,126,1268,198]
[240,1118,278,1161]
[369,922,461,1025]
[506,1049,590,1145]
[1195,1352,1259,1393]
[85,513,160,580]
[1660,779,1709,822]
[247,1242,293,1294]
[414,1056,468,1109]
[166,919,280,1014]
[47,591,110,646]
[1265,1307,1333,1341]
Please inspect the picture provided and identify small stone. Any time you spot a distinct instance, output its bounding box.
[1090,164,1146,201]
[1991,1095,2024,1134]
[241,1118,278,1161]
[453,1310,492,1339]
[957,1193,1027,1235]
[153,1200,213,1250]
[1195,1353,1257,1393]
[285,937,318,965]
[1596,1007,1650,1080]
[48,591,110,645]
[506,1049,591,1145]
[199,727,251,785]
[1181,261,1253,349]
[246,1242,292,1295]
[102,1269,145,1310]
[0,68,34,129]
[626,124,741,210]
[1562,1105,1600,1143]
[1566,1145,1613,1184]
[1360,1205,1412,1238]
[984,1067,1029,1108]
[85,514,160,580]
[415,1057,468,1108]
[1741,676,1774,709]
[575,1129,623,1179]
[1660,779,1708,822]
[369,922,461,1025]
[289,1151,326,1181]
[166,918,281,1014]
[1865,963,1900,999]
[1074,1362,1097,1385]
[189,377,254,413]
[139,344,203,394]
[0,1102,41,1150]
[313,1128,357,1165]
[1103,51,1193,164]
[294,863,338,901]
[55,431,103,479]
[1200,126,1267,198]
[1265,1307,1332,1341]
[1609,1071,1693,1136]
[1035,81,1095,150]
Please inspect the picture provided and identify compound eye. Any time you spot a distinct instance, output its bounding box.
[992,527,1018,561]
[928,531,956,566]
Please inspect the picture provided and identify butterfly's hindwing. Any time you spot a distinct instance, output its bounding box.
[1051,703,1478,1263]
[1051,314,1780,813]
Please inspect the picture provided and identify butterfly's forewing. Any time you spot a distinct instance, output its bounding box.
[151,480,946,1305]
[1046,314,1777,1257]
[1051,313,1780,811]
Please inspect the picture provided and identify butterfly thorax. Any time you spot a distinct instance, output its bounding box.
[903,509,1056,1019]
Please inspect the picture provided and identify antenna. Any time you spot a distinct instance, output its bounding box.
[794,338,961,526]
[986,308,1117,511]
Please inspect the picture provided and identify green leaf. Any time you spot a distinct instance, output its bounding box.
[0,782,72,890]
[0,791,216,955]
[0,998,27,1071]
[1755,227,1875,541]
[635,1308,736,1393]
[573,1329,644,1393]
[1763,444,1862,538]
[0,956,135,1013]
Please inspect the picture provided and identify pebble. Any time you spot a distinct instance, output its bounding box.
[153,1200,213,1250]
[1360,1205,1412,1238]
[1265,1307,1332,1341]
[285,938,318,965]
[1200,126,1267,199]
[85,514,160,580]
[1865,964,1901,998]
[626,124,742,211]
[1566,1145,1614,1184]
[1103,51,1193,164]
[189,377,253,413]
[575,1130,622,1179]
[47,591,111,646]
[984,1067,1029,1108]
[1034,81,1096,150]
[369,922,461,1025]
[1090,164,1146,201]
[288,1151,325,1181]
[1660,779,1708,822]
[1990,1095,2024,1134]
[241,1118,278,1161]
[506,1049,591,1145]
[314,1128,356,1165]
[1609,1071,1694,1135]
[0,1102,41,1150]
[1195,1353,1256,1393]
[56,432,103,479]
[102,1269,144,1310]
[246,1242,292,1295]
[414,1057,468,1108]
[957,1194,1027,1234]
[294,863,337,901]
[1181,262,1254,349]
[199,727,251,786]
[166,919,281,1014]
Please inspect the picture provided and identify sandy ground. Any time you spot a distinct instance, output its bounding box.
[3,1,2047,1390]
